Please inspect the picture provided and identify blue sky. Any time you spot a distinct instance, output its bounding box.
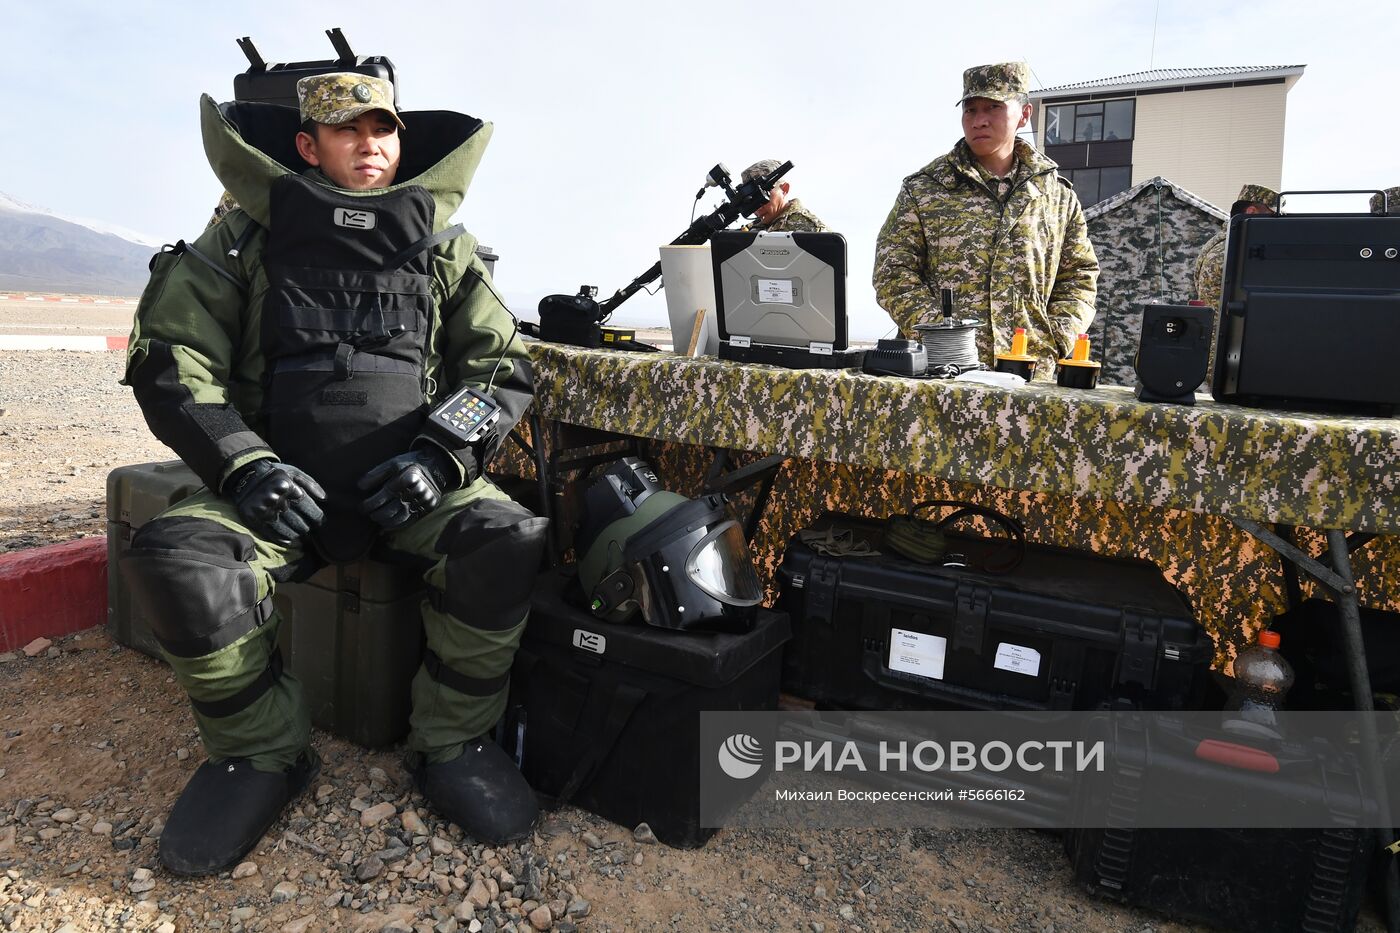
[7,0,1398,337]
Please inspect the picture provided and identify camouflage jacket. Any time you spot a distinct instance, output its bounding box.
[872,139,1099,374]
[1194,228,1227,306]
[124,95,531,494]
[753,198,827,233]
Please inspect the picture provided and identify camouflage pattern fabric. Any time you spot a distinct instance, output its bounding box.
[523,343,1400,534]
[206,190,240,230]
[1194,228,1227,306]
[492,348,1400,664]
[1084,180,1223,385]
[297,72,404,128]
[1372,186,1400,214]
[958,62,1030,104]
[741,159,784,184]
[753,198,827,233]
[872,139,1099,376]
[1233,183,1280,212]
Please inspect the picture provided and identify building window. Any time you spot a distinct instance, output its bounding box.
[1070,166,1132,206]
[1045,99,1135,144]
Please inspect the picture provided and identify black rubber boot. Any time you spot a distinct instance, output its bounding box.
[159,749,320,876]
[417,737,538,844]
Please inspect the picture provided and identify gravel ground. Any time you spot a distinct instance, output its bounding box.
[0,347,1388,931]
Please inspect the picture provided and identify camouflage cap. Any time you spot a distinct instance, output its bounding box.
[741,159,784,184]
[1370,186,1400,215]
[957,62,1031,105]
[1231,183,1280,213]
[296,72,405,129]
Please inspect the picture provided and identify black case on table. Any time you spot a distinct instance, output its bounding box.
[776,513,1211,712]
[1066,716,1373,933]
[501,569,790,847]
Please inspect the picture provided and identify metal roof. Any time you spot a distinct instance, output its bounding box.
[1032,65,1305,97]
[1083,176,1227,223]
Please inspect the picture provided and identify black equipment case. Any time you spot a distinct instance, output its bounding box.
[501,568,790,847]
[777,513,1211,712]
[1066,717,1373,933]
[1211,208,1400,415]
[233,29,397,109]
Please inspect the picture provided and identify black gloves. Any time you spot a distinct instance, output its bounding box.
[357,446,459,530]
[226,460,326,546]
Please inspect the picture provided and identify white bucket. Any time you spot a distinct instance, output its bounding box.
[659,244,718,356]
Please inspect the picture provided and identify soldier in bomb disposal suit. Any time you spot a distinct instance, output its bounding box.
[1194,183,1279,306]
[872,62,1098,376]
[741,159,828,233]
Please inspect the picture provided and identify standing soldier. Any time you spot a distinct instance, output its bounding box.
[741,159,828,232]
[1194,184,1279,305]
[872,62,1098,375]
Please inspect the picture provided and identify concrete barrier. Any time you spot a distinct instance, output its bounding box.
[0,538,107,652]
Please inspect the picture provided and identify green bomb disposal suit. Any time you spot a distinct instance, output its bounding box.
[122,95,544,773]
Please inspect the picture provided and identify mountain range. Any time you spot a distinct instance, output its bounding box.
[0,192,160,297]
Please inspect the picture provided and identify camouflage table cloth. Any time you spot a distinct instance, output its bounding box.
[527,344,1400,535]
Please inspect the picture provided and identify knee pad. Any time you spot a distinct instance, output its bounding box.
[436,499,549,630]
[123,516,269,658]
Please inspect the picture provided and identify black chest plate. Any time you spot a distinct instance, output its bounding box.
[260,175,440,562]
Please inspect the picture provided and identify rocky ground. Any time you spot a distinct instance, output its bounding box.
[0,343,1389,931]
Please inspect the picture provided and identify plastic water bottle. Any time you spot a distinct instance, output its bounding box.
[1225,630,1294,734]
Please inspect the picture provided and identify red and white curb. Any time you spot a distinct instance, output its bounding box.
[0,538,107,653]
[0,335,128,351]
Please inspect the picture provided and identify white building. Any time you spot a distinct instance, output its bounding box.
[1029,65,1306,209]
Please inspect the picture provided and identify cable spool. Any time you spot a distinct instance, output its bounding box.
[913,288,982,371]
[914,320,982,368]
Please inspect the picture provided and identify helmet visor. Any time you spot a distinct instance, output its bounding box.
[685,520,763,606]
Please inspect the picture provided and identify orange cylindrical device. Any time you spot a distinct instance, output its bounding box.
[993,327,1038,380]
[1056,333,1101,388]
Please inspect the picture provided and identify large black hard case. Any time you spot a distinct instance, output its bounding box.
[502,569,790,848]
[1065,718,1373,933]
[777,513,1210,712]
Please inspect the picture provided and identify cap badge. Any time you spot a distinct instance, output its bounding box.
[352,83,372,103]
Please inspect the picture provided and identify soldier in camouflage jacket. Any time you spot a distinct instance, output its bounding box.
[741,159,829,233]
[1194,183,1279,305]
[873,63,1098,375]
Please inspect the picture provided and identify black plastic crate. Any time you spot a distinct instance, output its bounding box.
[502,569,790,847]
[1066,718,1373,933]
[777,513,1210,712]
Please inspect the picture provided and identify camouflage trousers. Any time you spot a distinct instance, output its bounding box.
[120,478,548,772]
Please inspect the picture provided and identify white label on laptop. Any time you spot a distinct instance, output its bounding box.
[729,335,752,348]
[809,342,833,356]
[994,642,1041,677]
[757,278,795,304]
[888,628,946,680]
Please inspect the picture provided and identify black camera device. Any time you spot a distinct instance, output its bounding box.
[536,286,606,347]
[1134,303,1213,404]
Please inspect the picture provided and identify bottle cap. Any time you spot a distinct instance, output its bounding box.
[1258,630,1281,649]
